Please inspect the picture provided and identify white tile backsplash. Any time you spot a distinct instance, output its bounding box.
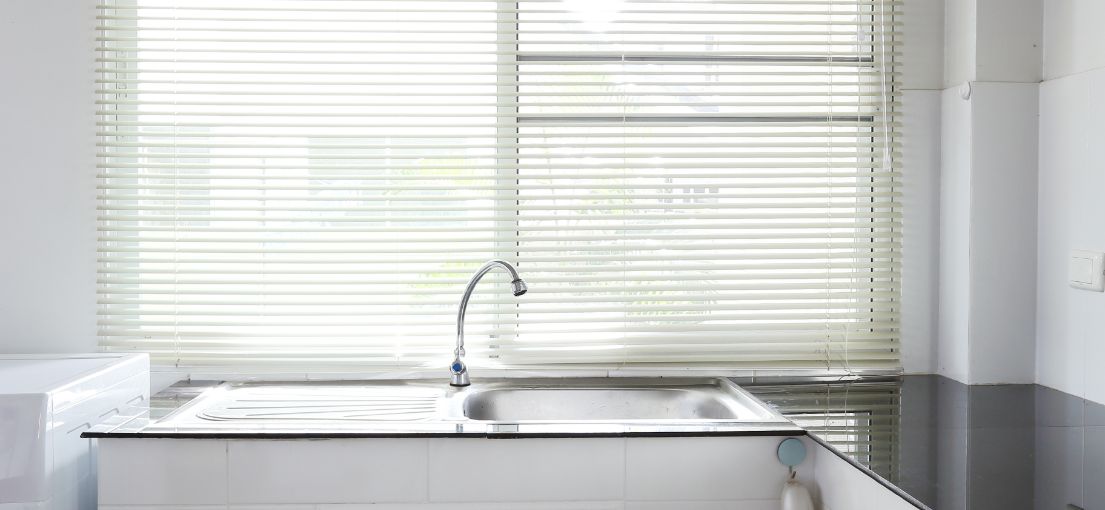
[227,439,428,504]
[427,438,625,502]
[98,439,228,505]
[1037,64,1105,406]
[624,436,806,501]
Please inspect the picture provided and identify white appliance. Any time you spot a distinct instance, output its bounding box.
[0,353,149,510]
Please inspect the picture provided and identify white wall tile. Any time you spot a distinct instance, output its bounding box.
[626,501,778,510]
[227,439,428,504]
[231,506,316,510]
[813,444,916,510]
[102,507,312,510]
[944,0,1043,86]
[1037,66,1105,404]
[938,86,973,384]
[98,439,228,505]
[938,81,1040,385]
[1043,0,1105,79]
[319,503,623,510]
[902,0,945,90]
[624,436,808,501]
[975,0,1043,83]
[101,506,225,510]
[427,438,625,502]
[965,81,1039,384]
[900,90,943,374]
[944,0,978,88]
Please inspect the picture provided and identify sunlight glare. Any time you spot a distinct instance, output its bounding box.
[563,0,625,33]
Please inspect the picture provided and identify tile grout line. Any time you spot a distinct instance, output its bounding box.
[1042,63,1105,85]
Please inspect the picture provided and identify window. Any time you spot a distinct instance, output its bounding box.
[96,0,901,373]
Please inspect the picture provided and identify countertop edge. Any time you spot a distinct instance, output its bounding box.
[83,427,804,439]
[806,433,932,510]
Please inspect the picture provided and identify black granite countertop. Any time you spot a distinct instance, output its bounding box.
[96,375,1097,510]
[747,375,1101,510]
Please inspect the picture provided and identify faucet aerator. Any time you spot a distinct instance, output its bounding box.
[511,279,528,297]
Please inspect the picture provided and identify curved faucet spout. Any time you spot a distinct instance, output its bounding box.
[451,259,528,387]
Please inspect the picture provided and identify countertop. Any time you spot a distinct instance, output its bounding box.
[747,375,1102,510]
[91,375,1096,510]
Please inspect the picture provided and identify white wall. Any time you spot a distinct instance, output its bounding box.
[937,86,972,382]
[937,84,1042,384]
[944,0,1043,85]
[900,89,942,375]
[935,0,1042,384]
[965,82,1039,384]
[1036,0,1105,405]
[0,0,99,354]
[898,0,946,375]
[943,0,977,88]
[974,0,1043,82]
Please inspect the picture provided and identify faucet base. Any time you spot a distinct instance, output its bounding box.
[450,359,470,387]
[450,372,470,387]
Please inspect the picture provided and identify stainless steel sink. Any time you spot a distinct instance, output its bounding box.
[460,378,776,422]
[145,377,797,435]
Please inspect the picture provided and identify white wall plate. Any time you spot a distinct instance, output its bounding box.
[1069,250,1105,291]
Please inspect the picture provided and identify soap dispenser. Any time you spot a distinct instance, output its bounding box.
[777,438,815,510]
[781,471,815,510]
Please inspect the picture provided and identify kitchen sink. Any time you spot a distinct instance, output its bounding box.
[143,377,796,435]
[461,378,776,422]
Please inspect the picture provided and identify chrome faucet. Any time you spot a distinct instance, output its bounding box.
[450,259,528,387]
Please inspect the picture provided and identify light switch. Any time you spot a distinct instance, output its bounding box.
[1070,250,1105,291]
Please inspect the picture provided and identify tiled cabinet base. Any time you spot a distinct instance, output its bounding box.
[97,436,914,509]
[98,436,815,508]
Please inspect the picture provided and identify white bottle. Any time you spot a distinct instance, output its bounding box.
[780,472,815,510]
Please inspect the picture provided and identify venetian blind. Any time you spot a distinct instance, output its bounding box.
[96,0,902,372]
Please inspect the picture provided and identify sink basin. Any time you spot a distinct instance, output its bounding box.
[461,378,778,422]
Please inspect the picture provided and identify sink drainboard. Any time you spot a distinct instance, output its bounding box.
[197,386,442,422]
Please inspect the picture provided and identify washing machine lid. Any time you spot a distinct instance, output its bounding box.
[0,353,148,504]
[0,354,137,394]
